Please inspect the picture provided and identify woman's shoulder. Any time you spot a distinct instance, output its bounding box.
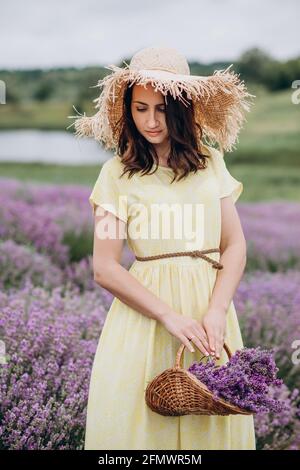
[200,142,224,160]
[96,154,132,192]
[199,143,227,176]
[98,154,126,178]
[100,154,121,170]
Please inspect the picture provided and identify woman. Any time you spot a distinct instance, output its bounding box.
[69,46,256,450]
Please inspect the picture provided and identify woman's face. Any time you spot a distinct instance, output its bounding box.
[130,83,169,145]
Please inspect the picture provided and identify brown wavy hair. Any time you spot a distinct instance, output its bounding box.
[116,84,210,184]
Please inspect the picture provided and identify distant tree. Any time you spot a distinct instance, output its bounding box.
[33,81,54,101]
[270,58,300,90]
[237,47,275,83]
[237,47,300,91]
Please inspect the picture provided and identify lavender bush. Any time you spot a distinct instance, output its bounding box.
[254,384,300,450]
[239,202,300,271]
[0,240,64,290]
[0,179,92,263]
[0,283,106,449]
[0,197,69,265]
[236,270,300,390]
[0,240,133,293]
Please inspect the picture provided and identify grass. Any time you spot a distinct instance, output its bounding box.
[0,100,79,131]
[0,162,100,186]
[230,87,300,165]
[0,161,300,201]
[232,164,300,201]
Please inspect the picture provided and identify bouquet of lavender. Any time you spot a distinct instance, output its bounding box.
[188,346,286,414]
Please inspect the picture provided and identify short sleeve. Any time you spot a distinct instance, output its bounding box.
[89,160,128,223]
[209,146,243,204]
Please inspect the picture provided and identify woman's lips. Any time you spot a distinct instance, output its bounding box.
[146,131,162,136]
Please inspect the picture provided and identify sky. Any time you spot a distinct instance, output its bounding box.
[1,0,299,70]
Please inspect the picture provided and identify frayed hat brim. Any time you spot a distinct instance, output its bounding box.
[67,62,255,152]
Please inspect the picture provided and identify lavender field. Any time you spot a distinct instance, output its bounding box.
[0,178,299,450]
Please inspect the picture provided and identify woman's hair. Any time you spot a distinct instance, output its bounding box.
[116,83,210,184]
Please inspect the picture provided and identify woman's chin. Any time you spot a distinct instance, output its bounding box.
[144,133,167,144]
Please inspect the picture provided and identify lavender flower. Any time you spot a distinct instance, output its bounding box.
[188,347,285,414]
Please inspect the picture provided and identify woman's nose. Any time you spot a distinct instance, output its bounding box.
[146,112,160,127]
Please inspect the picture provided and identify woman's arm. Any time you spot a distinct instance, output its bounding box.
[93,208,173,322]
[202,196,247,359]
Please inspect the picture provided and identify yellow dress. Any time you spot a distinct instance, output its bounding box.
[84,144,256,450]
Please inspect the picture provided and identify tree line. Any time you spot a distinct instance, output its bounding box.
[1,47,299,109]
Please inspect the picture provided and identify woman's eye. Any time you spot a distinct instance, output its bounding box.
[136,108,165,112]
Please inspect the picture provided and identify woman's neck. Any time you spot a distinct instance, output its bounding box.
[153,141,171,166]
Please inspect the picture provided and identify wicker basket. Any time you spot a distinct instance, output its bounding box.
[145,342,253,416]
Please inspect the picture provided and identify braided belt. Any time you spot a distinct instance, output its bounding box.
[135,248,223,270]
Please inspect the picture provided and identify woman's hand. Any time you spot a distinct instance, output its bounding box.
[201,308,227,359]
[159,311,211,356]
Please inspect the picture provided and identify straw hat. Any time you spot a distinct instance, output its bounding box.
[67,46,255,153]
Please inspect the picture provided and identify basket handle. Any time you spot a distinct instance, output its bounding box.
[175,341,232,369]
